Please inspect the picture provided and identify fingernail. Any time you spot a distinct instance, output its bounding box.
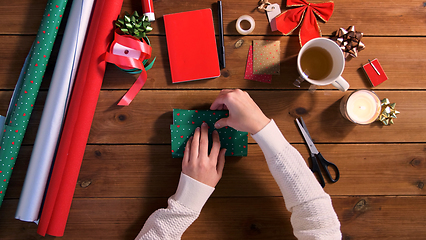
[215,122,220,128]
[202,122,207,126]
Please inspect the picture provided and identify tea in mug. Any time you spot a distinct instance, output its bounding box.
[300,46,333,80]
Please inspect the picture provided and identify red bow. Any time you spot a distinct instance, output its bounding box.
[275,0,334,46]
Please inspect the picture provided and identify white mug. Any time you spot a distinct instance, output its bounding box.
[296,38,349,91]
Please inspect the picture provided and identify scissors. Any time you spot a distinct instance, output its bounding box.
[295,117,340,188]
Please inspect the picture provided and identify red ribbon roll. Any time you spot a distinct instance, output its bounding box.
[105,29,152,106]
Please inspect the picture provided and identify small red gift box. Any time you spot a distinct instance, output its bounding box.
[362,58,388,87]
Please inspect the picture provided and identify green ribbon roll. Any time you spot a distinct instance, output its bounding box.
[0,0,68,207]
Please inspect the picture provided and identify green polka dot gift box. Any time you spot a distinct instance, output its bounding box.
[171,109,248,158]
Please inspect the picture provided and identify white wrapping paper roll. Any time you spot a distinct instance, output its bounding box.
[15,0,95,222]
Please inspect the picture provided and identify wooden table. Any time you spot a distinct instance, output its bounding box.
[1,0,425,239]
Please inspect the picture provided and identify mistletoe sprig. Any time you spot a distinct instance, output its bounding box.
[115,11,152,39]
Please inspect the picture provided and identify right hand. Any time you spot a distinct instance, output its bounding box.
[210,89,270,134]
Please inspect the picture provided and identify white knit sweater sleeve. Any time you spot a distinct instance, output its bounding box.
[251,119,341,240]
[135,172,214,240]
[135,120,341,240]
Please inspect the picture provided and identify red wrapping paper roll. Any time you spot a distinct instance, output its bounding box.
[37,0,123,236]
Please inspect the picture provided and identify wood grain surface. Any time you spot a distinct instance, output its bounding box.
[0,0,425,239]
[1,196,426,239]
[1,36,425,90]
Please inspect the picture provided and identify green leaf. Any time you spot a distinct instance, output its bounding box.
[146,26,153,32]
[126,23,133,29]
[125,15,131,22]
[134,11,140,18]
[117,19,124,25]
[121,28,129,33]
[131,15,136,22]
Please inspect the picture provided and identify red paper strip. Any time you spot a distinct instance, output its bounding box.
[37,0,123,236]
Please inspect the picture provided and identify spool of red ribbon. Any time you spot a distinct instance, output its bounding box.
[105,29,152,106]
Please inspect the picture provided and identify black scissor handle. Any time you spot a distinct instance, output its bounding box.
[310,154,325,188]
[316,152,340,183]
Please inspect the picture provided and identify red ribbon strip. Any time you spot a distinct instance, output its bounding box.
[275,0,334,46]
[105,29,152,105]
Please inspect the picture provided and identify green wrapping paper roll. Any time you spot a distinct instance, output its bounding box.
[0,0,68,206]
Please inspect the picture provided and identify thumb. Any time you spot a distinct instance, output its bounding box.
[214,117,229,129]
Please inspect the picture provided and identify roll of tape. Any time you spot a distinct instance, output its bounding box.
[236,15,255,35]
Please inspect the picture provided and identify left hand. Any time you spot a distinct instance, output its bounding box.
[182,122,226,187]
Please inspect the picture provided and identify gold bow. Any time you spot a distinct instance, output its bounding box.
[378,98,400,125]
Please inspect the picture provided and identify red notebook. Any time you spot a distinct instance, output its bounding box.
[164,9,220,83]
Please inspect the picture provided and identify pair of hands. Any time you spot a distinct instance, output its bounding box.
[182,89,270,187]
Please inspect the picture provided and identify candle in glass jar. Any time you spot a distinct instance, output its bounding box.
[340,90,381,124]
